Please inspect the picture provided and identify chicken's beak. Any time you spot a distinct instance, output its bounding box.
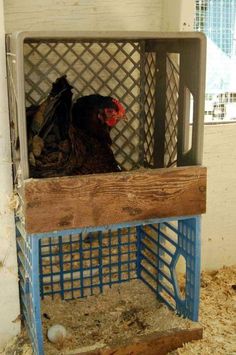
[117,113,127,123]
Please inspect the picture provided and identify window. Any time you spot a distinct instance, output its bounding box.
[195,0,236,122]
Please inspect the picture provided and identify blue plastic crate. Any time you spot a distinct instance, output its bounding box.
[16,216,201,355]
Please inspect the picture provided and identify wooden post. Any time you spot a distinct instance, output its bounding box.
[68,327,203,355]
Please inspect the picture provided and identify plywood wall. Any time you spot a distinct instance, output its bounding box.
[4,0,163,32]
[202,124,236,270]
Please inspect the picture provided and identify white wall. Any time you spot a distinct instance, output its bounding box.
[202,124,236,270]
[0,0,20,349]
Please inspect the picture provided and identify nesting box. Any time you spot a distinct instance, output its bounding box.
[7,32,206,354]
[16,216,202,354]
[7,31,206,233]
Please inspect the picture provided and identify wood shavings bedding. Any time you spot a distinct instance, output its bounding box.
[41,279,195,354]
[1,329,32,355]
[2,265,236,354]
[170,265,236,355]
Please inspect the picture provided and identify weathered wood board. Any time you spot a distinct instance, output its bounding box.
[22,166,206,234]
[74,327,203,355]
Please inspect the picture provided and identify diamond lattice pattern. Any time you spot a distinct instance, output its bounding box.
[165,54,179,167]
[23,40,180,171]
[24,40,144,170]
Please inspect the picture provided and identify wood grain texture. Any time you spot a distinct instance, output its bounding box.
[4,0,163,33]
[78,327,203,355]
[23,166,206,234]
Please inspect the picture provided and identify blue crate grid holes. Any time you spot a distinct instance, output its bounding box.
[16,216,201,355]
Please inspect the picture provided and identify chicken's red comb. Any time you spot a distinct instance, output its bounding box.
[112,98,126,117]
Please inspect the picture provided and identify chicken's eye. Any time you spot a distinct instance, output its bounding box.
[104,108,116,118]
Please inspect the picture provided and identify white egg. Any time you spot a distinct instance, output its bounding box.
[47,324,67,344]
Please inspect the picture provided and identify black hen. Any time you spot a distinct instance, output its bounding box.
[27,77,126,177]
[27,75,73,140]
[27,76,73,177]
[72,94,126,144]
[70,94,126,174]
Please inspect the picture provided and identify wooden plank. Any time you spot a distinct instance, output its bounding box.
[68,327,203,355]
[23,166,206,234]
[5,1,163,33]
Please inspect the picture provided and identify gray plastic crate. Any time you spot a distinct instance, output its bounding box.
[6,31,206,181]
